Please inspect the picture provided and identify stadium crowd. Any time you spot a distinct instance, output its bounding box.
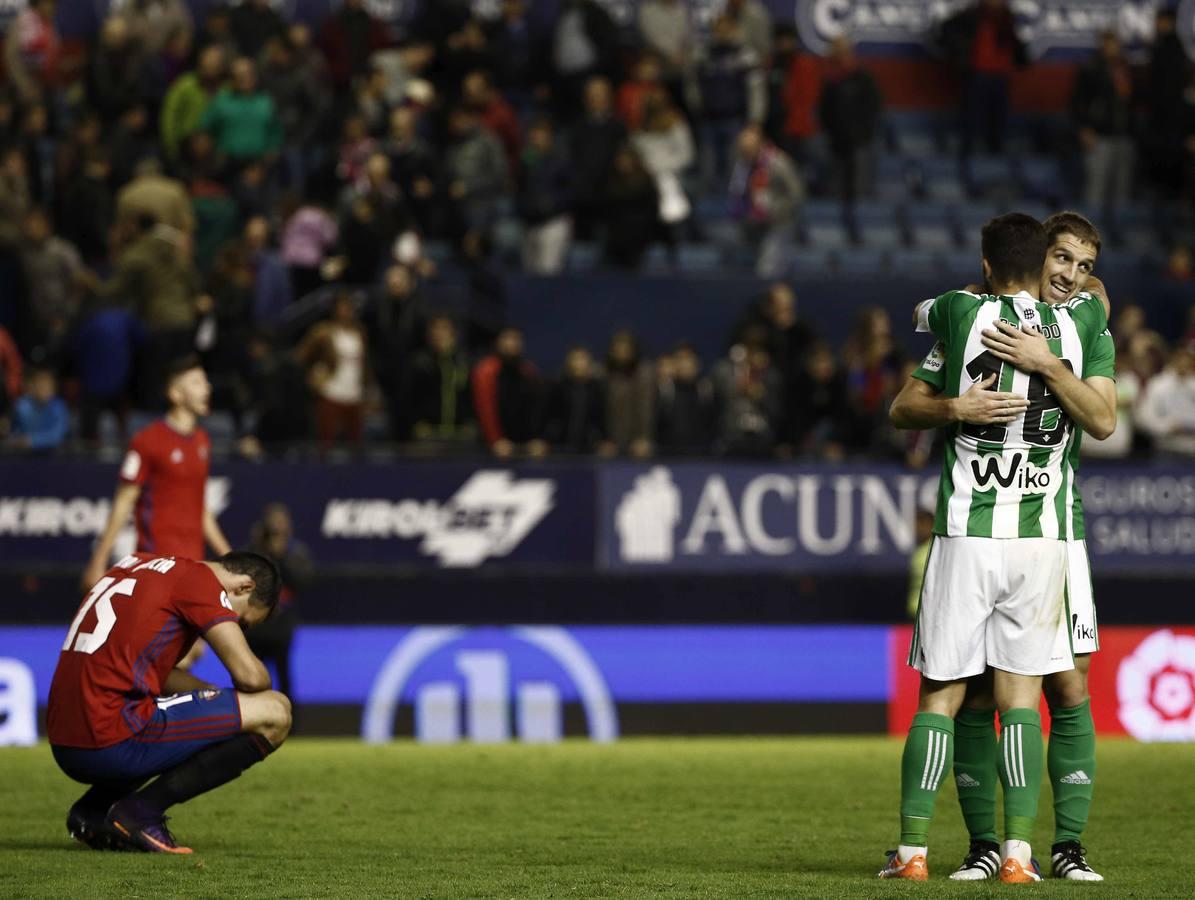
[0,0,1192,461]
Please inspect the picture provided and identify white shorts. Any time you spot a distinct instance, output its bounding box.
[909,536,1074,681]
[1067,539,1099,655]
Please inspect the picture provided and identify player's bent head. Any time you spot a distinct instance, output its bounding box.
[981,212,1048,289]
[1043,211,1101,256]
[218,550,282,627]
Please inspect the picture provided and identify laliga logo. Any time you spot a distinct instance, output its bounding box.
[1117,630,1195,742]
[362,627,618,744]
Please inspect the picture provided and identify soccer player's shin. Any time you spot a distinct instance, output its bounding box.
[135,734,275,812]
[899,713,954,849]
[998,708,1043,843]
[953,706,998,844]
[1049,700,1096,844]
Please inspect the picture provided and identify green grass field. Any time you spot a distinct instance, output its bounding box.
[1,737,1189,898]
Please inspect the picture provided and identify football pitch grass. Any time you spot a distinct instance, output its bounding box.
[2,736,1189,899]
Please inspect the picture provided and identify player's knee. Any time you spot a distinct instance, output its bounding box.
[1044,669,1089,710]
[268,691,293,743]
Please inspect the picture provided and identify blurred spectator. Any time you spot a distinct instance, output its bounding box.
[200,57,283,168]
[60,148,113,265]
[1136,342,1195,456]
[71,306,142,446]
[244,330,311,451]
[1142,8,1187,195]
[354,65,392,137]
[462,69,522,172]
[655,342,714,455]
[841,307,904,452]
[439,18,495,98]
[3,0,60,106]
[210,216,292,348]
[550,0,620,119]
[52,112,102,208]
[518,119,573,275]
[336,112,377,187]
[605,330,655,458]
[156,25,194,90]
[818,37,882,226]
[316,0,389,92]
[696,14,767,186]
[712,330,781,457]
[0,147,32,244]
[1181,70,1195,206]
[230,0,286,58]
[384,106,438,232]
[126,0,193,57]
[571,76,626,237]
[601,143,659,269]
[196,5,237,64]
[246,502,312,704]
[632,96,694,246]
[485,0,543,102]
[1167,247,1194,282]
[161,44,226,160]
[299,291,370,450]
[409,315,473,442]
[729,125,803,278]
[543,345,609,454]
[115,158,194,242]
[618,53,668,134]
[281,199,338,299]
[786,341,848,458]
[471,326,545,458]
[637,0,695,98]
[17,206,81,363]
[365,264,423,441]
[1072,32,1135,222]
[1083,354,1140,460]
[939,0,1025,157]
[443,106,509,245]
[108,103,158,189]
[18,103,54,206]
[0,323,21,423]
[87,16,151,126]
[259,30,330,190]
[337,152,414,282]
[6,365,67,452]
[767,26,821,167]
[735,281,816,381]
[723,0,772,65]
[96,215,202,408]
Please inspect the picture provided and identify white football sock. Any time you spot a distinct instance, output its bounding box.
[1002,839,1032,866]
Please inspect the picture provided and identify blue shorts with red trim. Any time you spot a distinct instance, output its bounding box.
[52,689,242,784]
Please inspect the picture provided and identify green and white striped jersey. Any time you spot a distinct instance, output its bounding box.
[911,289,1115,540]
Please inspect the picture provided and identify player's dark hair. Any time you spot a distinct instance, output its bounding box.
[981,213,1048,287]
[1043,211,1101,255]
[219,551,282,613]
[164,354,204,388]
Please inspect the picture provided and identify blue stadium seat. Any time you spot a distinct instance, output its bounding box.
[787,246,836,275]
[837,247,887,275]
[567,241,600,272]
[962,155,1017,200]
[1018,156,1064,201]
[890,248,946,273]
[918,157,966,203]
[805,221,851,250]
[678,243,723,271]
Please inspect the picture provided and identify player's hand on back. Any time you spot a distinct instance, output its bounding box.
[954,373,1029,425]
[81,558,106,592]
[981,319,1058,375]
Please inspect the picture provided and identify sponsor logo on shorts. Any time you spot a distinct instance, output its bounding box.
[197,690,221,701]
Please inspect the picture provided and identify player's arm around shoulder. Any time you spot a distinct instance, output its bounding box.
[912,288,985,335]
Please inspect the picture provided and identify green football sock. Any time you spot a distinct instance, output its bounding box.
[899,712,954,847]
[953,706,999,844]
[1048,700,1096,845]
[998,708,1043,843]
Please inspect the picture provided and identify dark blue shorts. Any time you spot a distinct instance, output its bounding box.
[52,689,242,785]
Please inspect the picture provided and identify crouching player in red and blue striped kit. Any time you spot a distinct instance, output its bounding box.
[48,550,289,854]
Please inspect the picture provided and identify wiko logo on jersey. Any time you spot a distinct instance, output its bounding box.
[322,471,555,567]
[970,453,1052,493]
[361,626,618,744]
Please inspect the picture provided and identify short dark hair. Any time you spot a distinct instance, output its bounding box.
[164,354,203,388]
[219,551,282,613]
[1043,211,1101,255]
[981,213,1048,287]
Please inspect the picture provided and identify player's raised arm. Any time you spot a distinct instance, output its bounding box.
[204,621,272,693]
[82,482,141,589]
[890,374,1028,430]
